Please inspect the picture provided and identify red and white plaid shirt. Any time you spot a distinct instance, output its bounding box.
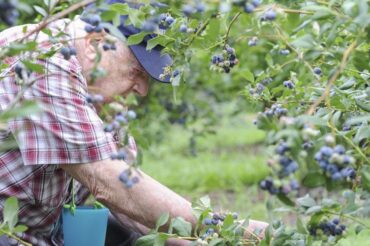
[0,19,120,245]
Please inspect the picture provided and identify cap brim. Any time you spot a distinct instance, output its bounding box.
[128,44,172,83]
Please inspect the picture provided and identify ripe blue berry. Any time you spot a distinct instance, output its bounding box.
[84,24,94,33]
[334,145,345,155]
[14,63,24,79]
[280,49,290,55]
[265,9,277,20]
[89,15,101,26]
[244,4,255,13]
[165,16,174,25]
[179,24,188,33]
[94,24,103,33]
[182,4,194,16]
[60,47,71,60]
[203,218,212,225]
[195,3,206,12]
[283,80,295,89]
[251,0,262,7]
[127,110,137,120]
[313,67,322,75]
[332,218,340,225]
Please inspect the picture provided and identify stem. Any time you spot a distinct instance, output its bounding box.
[0,228,32,246]
[223,12,241,49]
[17,0,96,43]
[306,40,357,115]
[325,211,370,230]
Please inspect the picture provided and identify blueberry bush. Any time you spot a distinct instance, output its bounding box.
[0,0,369,245]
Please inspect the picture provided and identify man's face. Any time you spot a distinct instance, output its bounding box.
[92,42,150,102]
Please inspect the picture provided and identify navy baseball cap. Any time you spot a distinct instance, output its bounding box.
[85,0,173,83]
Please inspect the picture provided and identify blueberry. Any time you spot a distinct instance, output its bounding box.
[248,39,257,46]
[244,4,255,13]
[332,218,340,225]
[195,3,206,12]
[89,14,101,26]
[179,24,188,33]
[172,69,180,77]
[93,94,104,103]
[313,67,322,75]
[339,224,346,230]
[331,172,343,181]
[335,227,343,235]
[290,179,299,190]
[251,0,262,7]
[280,49,290,55]
[127,110,137,119]
[334,145,345,155]
[182,4,194,16]
[104,124,114,132]
[211,219,218,225]
[103,43,111,51]
[256,83,265,94]
[265,9,277,20]
[283,80,295,89]
[319,160,328,169]
[132,176,139,184]
[69,47,77,56]
[320,146,334,157]
[141,21,156,32]
[60,47,71,60]
[115,115,128,124]
[124,179,134,188]
[327,164,338,174]
[314,152,323,161]
[232,212,238,219]
[94,24,103,33]
[203,218,212,225]
[165,16,174,25]
[14,63,24,79]
[84,24,94,33]
[259,180,267,190]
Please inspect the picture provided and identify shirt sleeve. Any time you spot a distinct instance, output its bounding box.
[5,55,117,166]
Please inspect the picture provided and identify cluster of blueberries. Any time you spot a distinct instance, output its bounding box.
[237,0,262,13]
[260,177,299,195]
[14,63,30,80]
[86,93,104,104]
[0,0,19,26]
[265,104,288,118]
[104,110,137,133]
[82,14,103,33]
[283,80,295,89]
[181,1,206,16]
[119,169,139,188]
[249,78,272,95]
[203,212,238,226]
[60,46,77,60]
[314,145,356,181]
[309,219,346,238]
[260,141,300,195]
[141,13,175,32]
[211,44,238,73]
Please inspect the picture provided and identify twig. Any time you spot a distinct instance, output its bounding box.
[223,12,241,49]
[17,0,96,43]
[0,228,32,246]
[306,40,357,115]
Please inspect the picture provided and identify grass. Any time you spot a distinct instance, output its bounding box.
[140,113,270,220]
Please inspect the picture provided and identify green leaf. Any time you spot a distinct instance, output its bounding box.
[109,3,130,15]
[3,197,19,231]
[154,233,169,246]
[13,225,28,233]
[354,124,370,144]
[171,217,192,237]
[155,212,169,232]
[0,101,41,122]
[302,172,326,187]
[22,60,44,73]
[135,234,157,246]
[277,194,295,207]
[199,196,211,208]
[291,34,315,49]
[208,238,224,246]
[147,36,173,51]
[305,205,322,215]
[240,69,254,82]
[296,194,316,208]
[361,166,370,192]
[34,5,48,17]
[127,32,149,46]
[355,99,370,112]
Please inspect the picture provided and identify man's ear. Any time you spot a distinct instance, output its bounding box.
[84,33,105,62]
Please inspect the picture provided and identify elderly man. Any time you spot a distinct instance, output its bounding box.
[0,1,268,245]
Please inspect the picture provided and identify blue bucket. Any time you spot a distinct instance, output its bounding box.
[62,206,109,246]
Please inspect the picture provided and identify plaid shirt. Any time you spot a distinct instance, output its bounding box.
[0,19,119,245]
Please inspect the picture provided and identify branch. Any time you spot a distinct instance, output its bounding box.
[306,40,357,115]
[223,12,241,49]
[18,0,96,43]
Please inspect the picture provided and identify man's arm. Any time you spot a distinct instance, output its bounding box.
[60,159,198,231]
[60,160,268,243]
